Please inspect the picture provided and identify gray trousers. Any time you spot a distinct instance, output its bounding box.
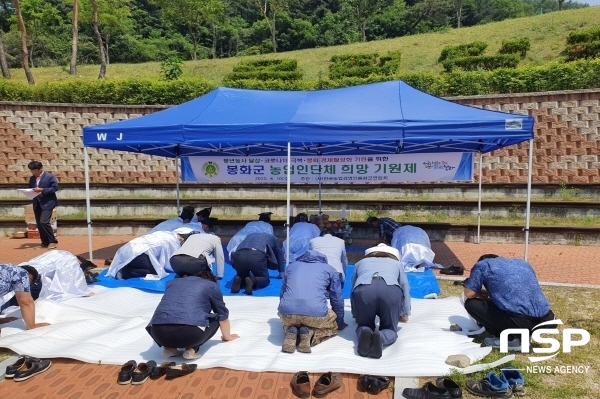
[352,277,404,346]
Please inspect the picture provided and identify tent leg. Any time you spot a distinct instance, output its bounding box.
[477,151,483,244]
[175,154,181,213]
[524,139,534,261]
[84,147,93,261]
[286,142,291,267]
[318,154,322,214]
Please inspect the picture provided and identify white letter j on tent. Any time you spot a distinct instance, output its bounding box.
[96,133,107,141]
[116,133,123,140]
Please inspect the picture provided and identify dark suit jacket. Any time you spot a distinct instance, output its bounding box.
[28,171,59,211]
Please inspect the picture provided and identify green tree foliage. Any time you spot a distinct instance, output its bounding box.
[499,37,531,58]
[565,25,600,60]
[160,56,182,80]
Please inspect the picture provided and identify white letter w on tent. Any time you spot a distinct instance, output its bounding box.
[96,133,107,141]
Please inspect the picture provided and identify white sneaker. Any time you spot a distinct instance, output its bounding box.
[162,347,183,358]
[484,336,522,351]
[183,348,200,360]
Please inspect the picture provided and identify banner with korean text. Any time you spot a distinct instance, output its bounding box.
[181,152,473,183]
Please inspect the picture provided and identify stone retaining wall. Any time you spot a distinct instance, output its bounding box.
[1,88,598,184]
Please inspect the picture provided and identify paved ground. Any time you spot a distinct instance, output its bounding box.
[1,235,599,398]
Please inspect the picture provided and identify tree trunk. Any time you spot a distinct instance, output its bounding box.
[361,21,367,42]
[89,0,106,79]
[212,24,217,59]
[271,13,277,53]
[13,0,34,84]
[0,35,11,79]
[456,5,462,28]
[70,0,78,75]
[189,26,197,60]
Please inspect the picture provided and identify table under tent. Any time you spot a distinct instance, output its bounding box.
[82,80,535,263]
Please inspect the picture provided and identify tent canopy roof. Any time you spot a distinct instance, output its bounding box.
[83,81,534,157]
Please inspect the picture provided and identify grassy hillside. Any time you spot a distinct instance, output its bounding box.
[7,7,600,85]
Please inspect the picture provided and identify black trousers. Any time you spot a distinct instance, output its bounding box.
[33,204,57,246]
[170,254,208,276]
[149,320,220,351]
[465,298,556,337]
[231,249,270,289]
[351,278,405,346]
[119,253,156,280]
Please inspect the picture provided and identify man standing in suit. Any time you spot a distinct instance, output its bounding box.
[28,161,59,249]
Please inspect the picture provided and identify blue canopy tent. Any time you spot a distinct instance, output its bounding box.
[83,80,535,260]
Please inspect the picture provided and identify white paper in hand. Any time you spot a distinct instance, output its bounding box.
[17,188,40,200]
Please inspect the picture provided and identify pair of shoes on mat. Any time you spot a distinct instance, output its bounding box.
[290,371,342,398]
[357,375,391,395]
[118,360,197,384]
[230,276,255,295]
[440,266,464,275]
[5,355,51,382]
[282,326,311,353]
[357,328,382,358]
[465,370,524,398]
[402,378,461,399]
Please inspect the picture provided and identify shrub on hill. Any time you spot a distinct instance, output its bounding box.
[328,51,401,80]
[223,59,303,86]
[565,26,600,60]
[438,41,488,63]
[442,54,521,72]
[499,37,531,58]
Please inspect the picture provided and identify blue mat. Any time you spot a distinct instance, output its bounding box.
[96,262,440,299]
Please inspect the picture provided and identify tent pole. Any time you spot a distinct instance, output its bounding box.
[84,147,93,261]
[286,142,291,266]
[318,154,322,214]
[524,138,534,261]
[477,151,483,244]
[175,150,181,213]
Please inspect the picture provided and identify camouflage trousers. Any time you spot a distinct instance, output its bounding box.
[278,309,338,347]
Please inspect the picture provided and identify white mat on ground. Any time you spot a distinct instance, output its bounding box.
[0,287,492,376]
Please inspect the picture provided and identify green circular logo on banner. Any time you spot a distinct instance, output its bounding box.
[202,161,219,177]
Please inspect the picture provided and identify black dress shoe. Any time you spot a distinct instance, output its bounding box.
[402,382,452,399]
[244,277,254,295]
[357,328,372,357]
[368,376,390,395]
[357,374,371,392]
[13,358,52,382]
[150,361,175,380]
[117,360,137,384]
[132,360,156,385]
[231,276,242,293]
[436,377,463,399]
[440,266,465,275]
[369,330,383,359]
[165,363,197,380]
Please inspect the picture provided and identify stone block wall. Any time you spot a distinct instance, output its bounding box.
[0,88,598,184]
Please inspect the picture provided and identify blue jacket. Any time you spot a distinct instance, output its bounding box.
[238,233,285,272]
[278,250,345,329]
[29,171,59,211]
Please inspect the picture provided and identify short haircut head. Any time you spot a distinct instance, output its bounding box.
[20,265,39,283]
[179,206,195,221]
[477,254,499,262]
[366,216,379,226]
[321,229,335,236]
[27,161,43,170]
[258,211,273,222]
[295,213,308,223]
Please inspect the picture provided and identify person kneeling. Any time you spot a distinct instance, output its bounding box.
[146,257,239,360]
[278,250,346,353]
[464,254,555,351]
[351,243,411,359]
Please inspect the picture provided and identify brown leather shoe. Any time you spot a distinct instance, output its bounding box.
[290,371,311,398]
[312,372,342,398]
